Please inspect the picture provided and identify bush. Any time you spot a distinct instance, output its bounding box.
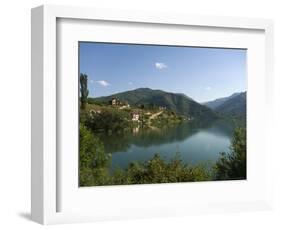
[214,128,246,180]
[110,154,212,185]
[84,109,131,133]
[79,124,111,186]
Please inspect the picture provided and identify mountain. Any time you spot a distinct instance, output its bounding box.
[204,92,246,122]
[215,92,246,117]
[92,88,217,120]
[203,92,240,110]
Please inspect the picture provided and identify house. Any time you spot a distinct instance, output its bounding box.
[110,97,122,106]
[132,112,140,121]
[109,98,117,105]
[109,97,127,106]
[159,106,167,110]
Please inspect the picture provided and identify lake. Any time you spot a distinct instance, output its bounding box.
[97,119,235,171]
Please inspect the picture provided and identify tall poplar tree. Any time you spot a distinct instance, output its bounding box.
[80,73,89,110]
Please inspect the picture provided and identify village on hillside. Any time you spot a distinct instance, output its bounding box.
[81,96,190,134]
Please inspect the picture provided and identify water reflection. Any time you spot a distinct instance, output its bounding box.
[96,119,235,170]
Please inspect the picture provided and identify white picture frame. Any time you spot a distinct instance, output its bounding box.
[31,5,274,225]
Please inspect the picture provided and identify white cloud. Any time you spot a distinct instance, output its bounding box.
[205,86,212,91]
[155,62,167,69]
[128,82,133,85]
[96,80,110,87]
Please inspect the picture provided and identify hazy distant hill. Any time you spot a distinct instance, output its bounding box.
[204,92,246,121]
[203,92,240,110]
[215,92,246,116]
[93,88,217,120]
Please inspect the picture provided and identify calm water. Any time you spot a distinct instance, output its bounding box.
[97,119,235,171]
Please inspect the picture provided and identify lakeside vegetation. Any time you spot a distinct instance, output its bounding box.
[79,73,246,186]
[80,98,187,134]
[79,124,246,186]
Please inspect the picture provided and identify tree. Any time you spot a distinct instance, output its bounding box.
[214,127,246,180]
[111,154,211,185]
[80,73,89,110]
[79,125,111,186]
[85,108,131,133]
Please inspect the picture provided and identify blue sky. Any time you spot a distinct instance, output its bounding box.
[79,42,246,103]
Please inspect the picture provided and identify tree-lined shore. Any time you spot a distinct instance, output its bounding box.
[79,73,246,186]
[79,124,246,186]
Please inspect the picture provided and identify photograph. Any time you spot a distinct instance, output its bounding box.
[78,42,247,187]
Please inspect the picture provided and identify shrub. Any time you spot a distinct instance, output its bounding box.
[84,109,131,133]
[79,124,111,186]
[111,154,212,185]
[214,128,246,180]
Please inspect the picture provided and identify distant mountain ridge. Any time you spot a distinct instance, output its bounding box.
[215,92,246,115]
[203,92,241,110]
[92,88,217,120]
[204,92,246,121]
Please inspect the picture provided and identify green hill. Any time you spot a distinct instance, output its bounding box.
[215,92,246,116]
[203,92,241,110]
[204,92,246,125]
[92,88,217,120]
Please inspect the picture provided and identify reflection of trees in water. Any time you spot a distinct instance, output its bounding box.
[204,119,235,138]
[96,118,235,154]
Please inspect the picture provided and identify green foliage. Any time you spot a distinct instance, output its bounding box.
[96,154,212,186]
[80,73,89,110]
[79,125,111,186]
[87,98,107,106]
[214,127,246,180]
[85,108,131,133]
[150,111,185,127]
[114,154,211,184]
